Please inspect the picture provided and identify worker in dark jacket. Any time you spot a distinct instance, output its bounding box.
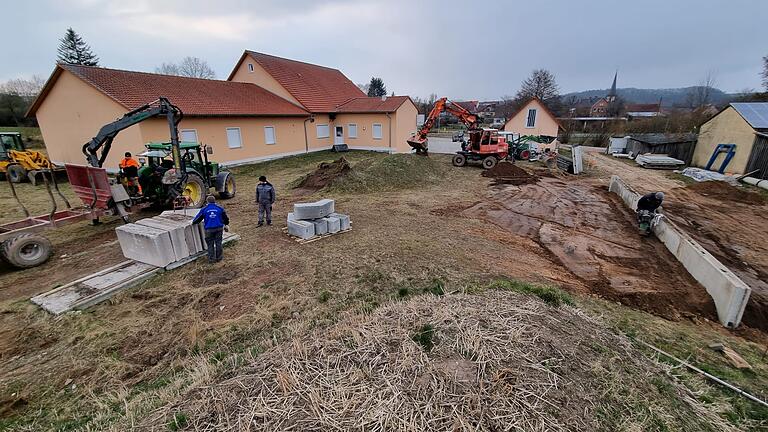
[255,175,275,227]
[637,191,665,213]
[193,195,230,263]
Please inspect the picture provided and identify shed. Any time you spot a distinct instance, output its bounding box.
[692,103,768,177]
[624,133,697,165]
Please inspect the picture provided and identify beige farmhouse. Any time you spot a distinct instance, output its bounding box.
[28,51,418,170]
[503,98,561,138]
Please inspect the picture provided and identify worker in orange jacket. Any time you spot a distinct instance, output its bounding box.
[119,152,141,195]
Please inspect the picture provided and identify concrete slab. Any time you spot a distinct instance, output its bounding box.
[324,216,341,234]
[329,213,351,231]
[294,199,335,220]
[288,219,315,239]
[135,218,190,261]
[115,224,176,267]
[157,213,206,252]
[287,212,296,221]
[311,219,329,235]
[609,175,752,328]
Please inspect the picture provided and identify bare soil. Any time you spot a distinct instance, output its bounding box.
[686,181,767,206]
[481,161,539,185]
[293,156,351,190]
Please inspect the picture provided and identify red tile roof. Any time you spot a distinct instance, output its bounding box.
[626,103,661,112]
[28,64,309,117]
[334,96,412,113]
[454,101,479,113]
[238,51,366,113]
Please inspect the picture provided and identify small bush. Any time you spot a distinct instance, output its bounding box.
[412,324,436,352]
[397,287,410,297]
[488,279,574,307]
[424,279,445,296]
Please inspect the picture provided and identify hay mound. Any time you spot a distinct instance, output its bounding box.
[688,181,766,206]
[481,161,539,185]
[330,154,446,193]
[159,291,726,431]
[293,157,351,190]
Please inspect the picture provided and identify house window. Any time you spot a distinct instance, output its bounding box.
[180,129,198,143]
[526,109,537,128]
[372,123,383,140]
[348,123,358,139]
[316,124,330,138]
[226,127,242,149]
[248,63,254,72]
[264,126,276,145]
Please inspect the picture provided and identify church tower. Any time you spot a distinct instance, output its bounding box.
[606,71,617,103]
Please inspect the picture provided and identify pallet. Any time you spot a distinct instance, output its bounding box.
[282,226,352,244]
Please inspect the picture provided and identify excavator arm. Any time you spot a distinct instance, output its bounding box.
[407,97,479,154]
[82,97,184,172]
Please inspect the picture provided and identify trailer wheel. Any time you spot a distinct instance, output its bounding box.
[6,165,27,183]
[1,234,52,268]
[482,156,498,170]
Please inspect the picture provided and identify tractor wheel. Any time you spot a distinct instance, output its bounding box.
[181,174,206,208]
[218,173,237,199]
[1,234,52,268]
[452,154,467,167]
[6,165,27,183]
[519,149,531,160]
[482,156,498,170]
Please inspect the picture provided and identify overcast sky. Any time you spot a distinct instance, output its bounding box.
[2,0,766,100]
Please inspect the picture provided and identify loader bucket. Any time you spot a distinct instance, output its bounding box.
[64,164,113,209]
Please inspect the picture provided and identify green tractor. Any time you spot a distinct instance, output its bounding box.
[135,141,236,208]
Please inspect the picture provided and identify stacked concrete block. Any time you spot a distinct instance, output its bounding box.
[324,216,341,233]
[294,199,335,220]
[115,224,177,267]
[329,213,351,231]
[287,198,351,241]
[135,218,190,261]
[158,212,207,253]
[288,219,315,239]
[312,219,329,235]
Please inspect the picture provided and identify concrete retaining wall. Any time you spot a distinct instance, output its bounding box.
[608,175,751,328]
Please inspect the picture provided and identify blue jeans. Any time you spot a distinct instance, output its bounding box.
[205,228,224,262]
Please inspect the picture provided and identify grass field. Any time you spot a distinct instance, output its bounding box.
[0,151,765,431]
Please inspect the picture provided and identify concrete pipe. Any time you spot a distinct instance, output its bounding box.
[741,176,768,191]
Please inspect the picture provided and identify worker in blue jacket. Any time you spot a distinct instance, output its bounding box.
[193,195,230,263]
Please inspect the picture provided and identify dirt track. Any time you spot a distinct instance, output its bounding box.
[465,177,717,321]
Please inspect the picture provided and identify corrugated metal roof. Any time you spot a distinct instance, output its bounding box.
[731,102,768,129]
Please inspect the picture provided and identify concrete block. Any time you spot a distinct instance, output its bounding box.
[294,199,335,220]
[287,212,296,221]
[324,216,341,234]
[115,224,176,267]
[311,219,328,235]
[156,214,206,253]
[135,217,190,261]
[609,175,752,328]
[329,213,350,231]
[288,219,315,239]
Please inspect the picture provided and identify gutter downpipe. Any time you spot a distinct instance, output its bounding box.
[303,115,313,154]
[386,112,392,154]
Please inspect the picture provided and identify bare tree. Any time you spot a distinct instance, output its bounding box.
[686,72,717,109]
[356,83,370,94]
[155,62,181,76]
[0,75,45,126]
[515,69,560,102]
[154,57,215,79]
[0,76,45,97]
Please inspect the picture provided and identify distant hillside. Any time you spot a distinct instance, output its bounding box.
[562,87,734,107]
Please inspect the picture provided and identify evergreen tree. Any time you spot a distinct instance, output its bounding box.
[57,28,99,66]
[367,77,387,97]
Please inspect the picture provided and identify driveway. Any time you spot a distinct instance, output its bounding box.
[425,136,460,154]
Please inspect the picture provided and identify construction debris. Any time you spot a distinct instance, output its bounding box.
[708,342,752,370]
[635,154,685,169]
[286,199,351,241]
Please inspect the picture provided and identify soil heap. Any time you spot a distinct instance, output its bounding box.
[687,181,766,206]
[294,157,351,190]
[481,161,539,185]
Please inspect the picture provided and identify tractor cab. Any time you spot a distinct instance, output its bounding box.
[0,132,25,160]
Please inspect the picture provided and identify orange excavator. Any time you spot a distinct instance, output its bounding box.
[407,97,510,169]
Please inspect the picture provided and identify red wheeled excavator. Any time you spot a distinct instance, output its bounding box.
[406,97,510,169]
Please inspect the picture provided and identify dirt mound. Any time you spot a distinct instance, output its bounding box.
[687,181,766,205]
[154,291,726,431]
[481,161,539,185]
[294,157,351,190]
[330,154,447,193]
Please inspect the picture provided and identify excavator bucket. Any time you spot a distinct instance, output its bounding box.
[407,136,429,154]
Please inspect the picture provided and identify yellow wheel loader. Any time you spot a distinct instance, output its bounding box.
[0,132,63,185]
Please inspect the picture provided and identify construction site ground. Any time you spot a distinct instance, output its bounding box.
[0,150,766,430]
